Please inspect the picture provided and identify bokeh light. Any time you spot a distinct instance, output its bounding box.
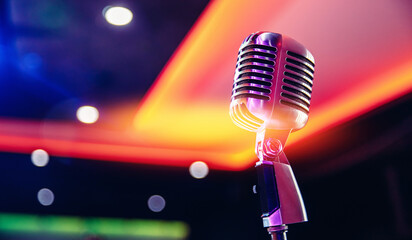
[37,188,54,206]
[189,161,209,179]
[147,195,166,212]
[31,149,49,167]
[103,6,133,26]
[76,106,99,124]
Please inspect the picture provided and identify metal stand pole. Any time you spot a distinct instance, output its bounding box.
[268,225,288,240]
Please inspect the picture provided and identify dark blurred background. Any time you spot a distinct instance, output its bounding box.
[0,0,411,240]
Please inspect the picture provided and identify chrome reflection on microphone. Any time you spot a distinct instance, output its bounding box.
[229,32,315,240]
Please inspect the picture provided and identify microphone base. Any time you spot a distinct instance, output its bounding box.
[268,225,288,240]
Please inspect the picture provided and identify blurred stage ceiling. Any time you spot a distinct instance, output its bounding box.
[0,0,412,170]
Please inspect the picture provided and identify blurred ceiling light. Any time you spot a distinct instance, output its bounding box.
[76,106,99,124]
[147,195,166,212]
[189,161,209,179]
[103,6,133,26]
[37,188,54,206]
[31,149,49,167]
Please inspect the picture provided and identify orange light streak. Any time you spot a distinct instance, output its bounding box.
[0,0,412,171]
[288,60,412,146]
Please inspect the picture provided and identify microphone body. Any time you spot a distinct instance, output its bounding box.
[230,32,314,133]
[229,32,315,239]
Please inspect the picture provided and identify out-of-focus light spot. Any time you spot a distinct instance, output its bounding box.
[147,195,166,212]
[37,188,54,206]
[76,106,99,124]
[0,213,189,238]
[103,6,133,26]
[31,149,49,167]
[22,53,42,70]
[189,161,209,179]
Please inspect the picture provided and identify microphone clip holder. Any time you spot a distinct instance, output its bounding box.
[255,129,307,240]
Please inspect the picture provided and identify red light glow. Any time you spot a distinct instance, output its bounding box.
[0,0,411,170]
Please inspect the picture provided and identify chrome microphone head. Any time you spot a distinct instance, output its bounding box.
[230,32,315,133]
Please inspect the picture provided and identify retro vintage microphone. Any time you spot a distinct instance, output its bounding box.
[229,32,315,240]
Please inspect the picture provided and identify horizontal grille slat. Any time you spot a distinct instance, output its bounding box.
[231,106,259,131]
[236,79,272,87]
[239,65,273,73]
[239,58,274,66]
[241,44,277,53]
[238,103,264,124]
[281,86,311,102]
[281,92,310,109]
[238,72,272,80]
[286,51,315,67]
[280,100,309,114]
[241,51,276,59]
[234,93,270,101]
[285,65,313,80]
[230,103,264,131]
[284,71,313,86]
[286,58,314,73]
[235,86,271,94]
[282,79,312,93]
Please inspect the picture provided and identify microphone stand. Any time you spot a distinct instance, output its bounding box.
[268,225,288,240]
[254,129,307,240]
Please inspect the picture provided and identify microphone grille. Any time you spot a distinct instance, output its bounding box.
[230,102,264,131]
[280,50,315,114]
[232,43,277,102]
[230,39,278,131]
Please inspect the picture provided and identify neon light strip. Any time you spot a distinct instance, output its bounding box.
[0,213,189,239]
